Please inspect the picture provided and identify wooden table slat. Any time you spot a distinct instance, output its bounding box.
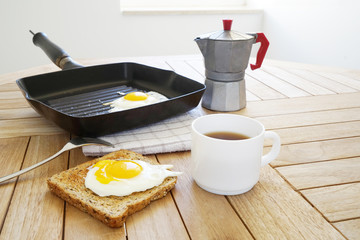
[0,91,24,99]
[0,134,69,239]
[166,59,205,83]
[239,92,360,118]
[276,157,360,189]
[125,156,189,240]
[228,165,345,240]
[0,82,20,91]
[262,65,336,95]
[269,136,360,167]
[257,107,360,130]
[301,183,360,222]
[246,69,311,98]
[245,74,287,100]
[0,118,64,138]
[287,68,358,93]
[333,219,360,240]
[265,120,360,146]
[157,152,254,240]
[0,98,29,109]
[0,137,29,229]
[316,71,360,90]
[185,59,205,77]
[246,90,262,101]
[126,193,190,240]
[0,108,39,121]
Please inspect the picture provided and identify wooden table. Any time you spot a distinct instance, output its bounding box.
[1,55,359,239]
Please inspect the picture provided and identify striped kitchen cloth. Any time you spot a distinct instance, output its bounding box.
[82,106,205,156]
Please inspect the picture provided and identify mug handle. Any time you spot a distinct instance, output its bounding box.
[261,131,281,167]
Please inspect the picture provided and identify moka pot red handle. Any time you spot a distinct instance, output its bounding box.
[250,33,269,70]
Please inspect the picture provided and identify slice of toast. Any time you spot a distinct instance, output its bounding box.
[47,149,177,228]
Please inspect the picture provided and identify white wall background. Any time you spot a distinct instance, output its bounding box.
[0,0,262,75]
[0,0,359,75]
[248,0,360,70]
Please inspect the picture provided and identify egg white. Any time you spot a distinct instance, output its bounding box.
[85,160,182,197]
[109,91,168,112]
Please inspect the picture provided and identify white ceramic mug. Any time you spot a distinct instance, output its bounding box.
[191,114,281,195]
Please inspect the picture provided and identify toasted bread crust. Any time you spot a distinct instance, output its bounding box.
[47,150,177,227]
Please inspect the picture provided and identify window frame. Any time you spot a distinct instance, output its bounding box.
[120,0,249,14]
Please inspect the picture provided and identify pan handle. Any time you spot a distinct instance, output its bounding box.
[30,31,83,70]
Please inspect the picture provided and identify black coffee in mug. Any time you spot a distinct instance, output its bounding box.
[205,131,250,140]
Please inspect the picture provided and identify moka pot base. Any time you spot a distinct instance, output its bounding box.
[201,78,246,112]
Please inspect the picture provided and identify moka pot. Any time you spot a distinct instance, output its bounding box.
[195,19,269,111]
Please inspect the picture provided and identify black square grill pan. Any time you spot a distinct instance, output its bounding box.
[16,32,205,137]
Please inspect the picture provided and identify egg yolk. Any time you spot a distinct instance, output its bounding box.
[93,160,143,184]
[124,92,148,101]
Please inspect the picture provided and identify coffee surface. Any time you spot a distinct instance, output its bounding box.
[205,131,250,140]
